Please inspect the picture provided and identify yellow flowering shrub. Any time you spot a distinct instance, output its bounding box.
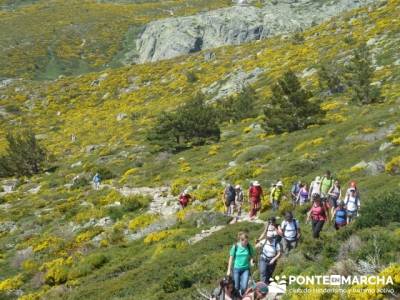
[100,190,123,205]
[40,257,73,286]
[208,145,221,156]
[75,228,103,244]
[0,274,23,292]
[347,264,400,299]
[144,229,182,245]
[385,156,400,174]
[321,101,340,111]
[295,137,324,151]
[179,160,192,173]
[32,236,64,253]
[171,178,189,196]
[128,214,159,232]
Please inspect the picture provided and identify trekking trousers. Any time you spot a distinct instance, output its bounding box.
[233,268,250,296]
[282,239,298,254]
[312,220,325,238]
[259,257,276,284]
[272,200,279,211]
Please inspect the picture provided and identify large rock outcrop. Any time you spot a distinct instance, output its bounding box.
[134,0,376,63]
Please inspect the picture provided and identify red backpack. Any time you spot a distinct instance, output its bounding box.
[249,186,262,199]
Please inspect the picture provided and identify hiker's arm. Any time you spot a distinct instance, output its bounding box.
[257,226,267,242]
[306,210,311,222]
[331,210,335,222]
[270,251,281,265]
[227,256,233,275]
[296,223,301,239]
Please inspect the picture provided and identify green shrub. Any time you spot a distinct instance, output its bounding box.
[71,176,89,189]
[263,71,325,134]
[215,86,258,122]
[355,189,400,229]
[345,43,382,105]
[122,194,151,212]
[162,270,195,293]
[147,93,220,152]
[0,129,47,178]
[95,167,116,180]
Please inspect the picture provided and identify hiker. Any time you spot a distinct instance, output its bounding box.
[248,181,263,219]
[320,170,334,203]
[281,212,300,254]
[270,181,283,211]
[258,234,281,284]
[211,276,240,300]
[297,183,309,205]
[92,173,101,190]
[179,189,191,209]
[331,201,347,230]
[227,232,255,296]
[328,180,342,209]
[234,185,244,217]
[307,194,328,239]
[256,217,282,245]
[309,176,321,198]
[242,282,269,300]
[290,181,302,205]
[224,184,236,216]
[344,186,360,224]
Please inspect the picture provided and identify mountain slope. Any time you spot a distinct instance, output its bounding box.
[0,0,400,299]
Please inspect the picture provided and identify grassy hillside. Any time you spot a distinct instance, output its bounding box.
[0,0,231,79]
[0,0,400,299]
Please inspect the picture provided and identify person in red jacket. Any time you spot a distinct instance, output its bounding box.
[178,189,191,209]
[306,193,328,238]
[248,181,263,219]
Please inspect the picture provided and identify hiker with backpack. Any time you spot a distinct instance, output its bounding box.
[296,183,309,205]
[307,194,328,239]
[234,185,244,217]
[92,173,101,190]
[256,216,282,245]
[179,189,191,209]
[227,232,255,296]
[270,181,283,211]
[328,180,342,209]
[241,282,269,300]
[281,212,300,255]
[309,176,322,198]
[257,234,282,284]
[210,276,241,300]
[224,184,237,216]
[291,181,302,206]
[248,181,263,219]
[331,201,347,230]
[320,171,334,201]
[344,184,360,224]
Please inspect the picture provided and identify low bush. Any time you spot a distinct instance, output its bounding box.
[355,189,400,229]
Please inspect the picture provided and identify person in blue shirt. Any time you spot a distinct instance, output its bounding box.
[332,201,347,230]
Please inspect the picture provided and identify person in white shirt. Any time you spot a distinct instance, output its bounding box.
[280,212,301,254]
[258,235,281,284]
[344,187,360,224]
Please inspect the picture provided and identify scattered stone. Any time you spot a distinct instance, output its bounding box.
[228,161,237,167]
[202,67,264,101]
[1,179,19,193]
[204,51,216,61]
[379,142,392,151]
[85,144,102,153]
[116,113,128,121]
[71,161,82,168]
[0,221,17,234]
[366,160,385,175]
[187,225,225,244]
[34,134,48,140]
[96,217,113,227]
[28,185,41,194]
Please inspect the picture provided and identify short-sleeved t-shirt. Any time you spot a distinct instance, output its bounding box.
[281,220,299,241]
[321,177,334,195]
[230,243,255,270]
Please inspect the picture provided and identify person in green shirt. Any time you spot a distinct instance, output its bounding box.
[320,170,334,202]
[227,232,255,296]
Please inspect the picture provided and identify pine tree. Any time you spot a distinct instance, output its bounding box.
[346,43,382,105]
[147,94,220,152]
[263,71,324,134]
[318,61,345,94]
[0,130,47,177]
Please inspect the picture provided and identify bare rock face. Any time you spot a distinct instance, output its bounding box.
[133,0,376,64]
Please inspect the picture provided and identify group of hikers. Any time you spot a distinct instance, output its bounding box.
[177,170,361,299]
